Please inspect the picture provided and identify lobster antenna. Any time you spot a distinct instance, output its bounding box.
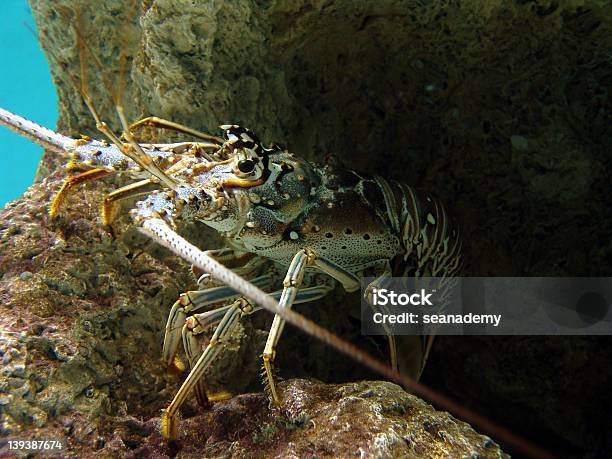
[0,107,74,155]
[51,5,180,190]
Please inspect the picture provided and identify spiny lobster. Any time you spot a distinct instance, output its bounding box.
[0,104,462,437]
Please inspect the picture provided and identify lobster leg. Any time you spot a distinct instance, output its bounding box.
[182,284,333,407]
[311,254,361,292]
[102,178,156,225]
[191,249,263,286]
[260,282,334,401]
[163,281,334,438]
[50,167,114,219]
[141,218,421,440]
[163,272,276,367]
[260,249,364,403]
[161,298,252,440]
[182,305,235,407]
[260,249,354,402]
[262,250,310,403]
[164,249,271,366]
[364,269,399,371]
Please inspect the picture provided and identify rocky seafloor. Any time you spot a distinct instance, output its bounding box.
[1,0,611,457]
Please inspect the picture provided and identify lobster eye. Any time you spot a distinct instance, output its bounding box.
[237,159,256,173]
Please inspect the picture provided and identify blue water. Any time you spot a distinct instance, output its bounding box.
[0,1,58,207]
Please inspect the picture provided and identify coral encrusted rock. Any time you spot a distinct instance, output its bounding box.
[75,379,508,458]
[1,0,609,457]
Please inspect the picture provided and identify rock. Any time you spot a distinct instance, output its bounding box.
[510,135,529,152]
[128,379,508,459]
[0,0,609,457]
[19,271,33,281]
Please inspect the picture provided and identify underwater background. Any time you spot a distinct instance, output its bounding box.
[0,0,56,207]
[0,1,611,457]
